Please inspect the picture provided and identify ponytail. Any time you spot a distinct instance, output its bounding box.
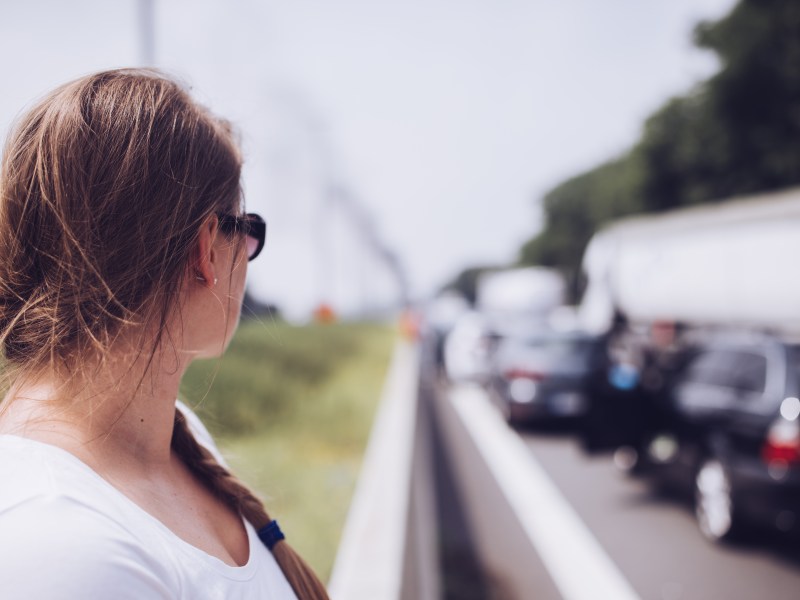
[171,409,330,600]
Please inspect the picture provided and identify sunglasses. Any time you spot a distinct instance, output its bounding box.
[217,212,267,261]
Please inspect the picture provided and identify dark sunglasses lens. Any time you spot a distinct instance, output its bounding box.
[243,214,265,261]
[245,234,259,260]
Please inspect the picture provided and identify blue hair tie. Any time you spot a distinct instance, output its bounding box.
[257,519,286,551]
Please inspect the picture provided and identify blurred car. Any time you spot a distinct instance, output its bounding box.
[443,310,494,383]
[487,330,604,425]
[632,333,800,543]
[422,293,470,375]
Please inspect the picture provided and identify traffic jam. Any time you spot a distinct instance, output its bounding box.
[424,186,800,596]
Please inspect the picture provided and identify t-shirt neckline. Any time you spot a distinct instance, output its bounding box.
[0,433,261,580]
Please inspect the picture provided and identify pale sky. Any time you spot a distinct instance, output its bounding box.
[0,0,737,320]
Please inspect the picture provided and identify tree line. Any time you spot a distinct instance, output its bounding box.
[448,0,800,303]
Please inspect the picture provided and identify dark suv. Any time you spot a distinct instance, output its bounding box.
[635,333,800,543]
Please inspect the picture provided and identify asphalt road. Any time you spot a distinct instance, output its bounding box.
[521,426,800,600]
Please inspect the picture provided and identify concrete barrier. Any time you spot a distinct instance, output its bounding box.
[328,340,439,600]
[329,340,638,600]
[434,383,641,600]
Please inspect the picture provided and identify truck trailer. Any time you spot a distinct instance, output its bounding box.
[579,185,800,336]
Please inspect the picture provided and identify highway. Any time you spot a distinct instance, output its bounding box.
[427,367,800,600]
[522,426,800,600]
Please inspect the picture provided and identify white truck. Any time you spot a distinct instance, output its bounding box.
[579,185,800,336]
[477,266,566,319]
[444,267,567,382]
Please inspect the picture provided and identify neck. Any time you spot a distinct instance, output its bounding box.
[0,341,190,470]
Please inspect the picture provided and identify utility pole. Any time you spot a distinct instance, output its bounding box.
[275,95,408,317]
[139,0,156,66]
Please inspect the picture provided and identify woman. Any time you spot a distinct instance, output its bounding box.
[0,69,329,599]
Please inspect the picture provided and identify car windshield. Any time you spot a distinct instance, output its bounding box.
[788,345,800,386]
[509,334,596,366]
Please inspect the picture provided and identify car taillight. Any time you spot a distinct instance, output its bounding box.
[503,368,545,381]
[761,418,800,465]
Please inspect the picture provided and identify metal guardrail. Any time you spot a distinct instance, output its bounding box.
[328,340,438,600]
[330,341,640,600]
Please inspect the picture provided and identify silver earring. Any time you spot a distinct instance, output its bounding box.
[195,276,218,286]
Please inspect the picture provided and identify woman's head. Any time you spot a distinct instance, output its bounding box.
[0,69,244,378]
[0,70,329,600]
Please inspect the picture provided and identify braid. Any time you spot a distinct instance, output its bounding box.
[171,408,330,600]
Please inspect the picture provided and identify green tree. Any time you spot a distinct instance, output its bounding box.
[696,0,800,191]
[635,94,730,211]
[517,0,800,286]
[441,264,501,306]
[519,153,644,299]
[638,0,800,210]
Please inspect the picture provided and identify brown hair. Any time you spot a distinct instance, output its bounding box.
[0,69,328,599]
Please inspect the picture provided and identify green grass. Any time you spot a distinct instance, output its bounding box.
[179,319,395,582]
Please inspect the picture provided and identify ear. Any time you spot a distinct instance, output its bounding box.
[193,215,220,287]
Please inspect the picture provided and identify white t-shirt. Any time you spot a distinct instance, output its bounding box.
[0,402,299,600]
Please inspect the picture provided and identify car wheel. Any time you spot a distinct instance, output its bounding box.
[694,457,739,543]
